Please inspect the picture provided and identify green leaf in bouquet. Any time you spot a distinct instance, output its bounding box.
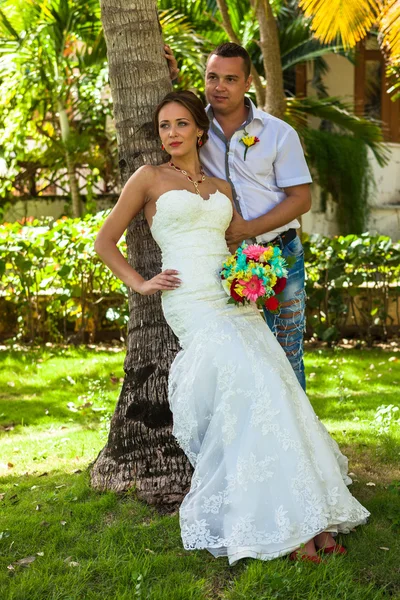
[227,297,240,306]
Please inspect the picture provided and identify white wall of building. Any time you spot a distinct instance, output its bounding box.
[303,54,400,240]
[4,197,115,223]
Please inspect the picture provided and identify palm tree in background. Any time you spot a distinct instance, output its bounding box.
[299,0,400,100]
[0,0,109,216]
[299,0,399,64]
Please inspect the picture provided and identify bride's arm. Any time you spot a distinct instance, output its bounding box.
[95,166,181,295]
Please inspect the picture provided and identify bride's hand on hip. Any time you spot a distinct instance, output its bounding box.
[138,269,181,295]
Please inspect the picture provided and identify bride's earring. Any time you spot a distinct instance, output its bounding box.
[161,143,165,150]
[197,134,203,147]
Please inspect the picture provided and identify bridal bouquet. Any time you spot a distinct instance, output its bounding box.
[221,242,288,313]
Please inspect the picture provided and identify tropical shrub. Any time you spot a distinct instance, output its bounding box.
[0,212,127,342]
[304,233,400,344]
[0,217,399,343]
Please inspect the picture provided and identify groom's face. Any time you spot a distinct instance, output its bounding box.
[205,55,252,115]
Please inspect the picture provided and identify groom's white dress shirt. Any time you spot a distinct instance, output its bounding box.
[200,98,312,243]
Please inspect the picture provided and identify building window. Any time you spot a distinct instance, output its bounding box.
[355,36,400,143]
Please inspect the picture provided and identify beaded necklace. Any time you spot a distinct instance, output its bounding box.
[169,161,206,196]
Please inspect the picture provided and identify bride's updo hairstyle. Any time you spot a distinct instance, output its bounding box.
[153,90,209,148]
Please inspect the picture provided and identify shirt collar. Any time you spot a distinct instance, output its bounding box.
[205,97,264,126]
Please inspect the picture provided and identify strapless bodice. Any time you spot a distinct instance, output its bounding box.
[150,188,232,263]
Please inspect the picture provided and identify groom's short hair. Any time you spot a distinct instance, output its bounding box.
[207,43,251,79]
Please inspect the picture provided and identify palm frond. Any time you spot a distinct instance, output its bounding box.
[77,29,107,69]
[0,7,19,39]
[286,96,389,166]
[379,0,400,65]
[282,41,345,71]
[158,0,220,35]
[386,63,400,100]
[160,9,207,74]
[308,55,331,97]
[298,0,379,48]
[302,128,373,233]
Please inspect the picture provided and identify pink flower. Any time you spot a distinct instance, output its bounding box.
[238,276,265,302]
[242,244,265,261]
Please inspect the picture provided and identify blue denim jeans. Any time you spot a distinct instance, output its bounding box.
[263,235,306,391]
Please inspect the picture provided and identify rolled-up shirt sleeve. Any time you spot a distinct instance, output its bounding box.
[274,128,312,188]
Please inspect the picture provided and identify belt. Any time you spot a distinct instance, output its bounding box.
[260,228,296,248]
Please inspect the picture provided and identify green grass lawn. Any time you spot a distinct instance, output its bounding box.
[0,343,399,600]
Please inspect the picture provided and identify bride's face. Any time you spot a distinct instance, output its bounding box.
[158,102,202,157]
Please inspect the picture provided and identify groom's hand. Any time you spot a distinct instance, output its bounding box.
[225,213,250,246]
[164,44,180,81]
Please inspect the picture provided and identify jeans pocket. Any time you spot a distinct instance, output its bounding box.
[284,235,304,258]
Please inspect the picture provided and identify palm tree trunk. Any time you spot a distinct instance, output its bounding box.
[90,0,192,507]
[215,0,266,107]
[65,151,82,218]
[250,0,286,118]
[58,102,82,218]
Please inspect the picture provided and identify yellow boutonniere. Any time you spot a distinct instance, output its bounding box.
[240,131,260,160]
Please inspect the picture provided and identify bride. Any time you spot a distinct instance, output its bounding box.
[95,90,369,565]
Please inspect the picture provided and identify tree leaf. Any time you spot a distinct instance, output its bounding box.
[14,556,36,566]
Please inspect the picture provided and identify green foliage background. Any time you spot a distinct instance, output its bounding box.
[0,216,398,344]
[0,0,391,232]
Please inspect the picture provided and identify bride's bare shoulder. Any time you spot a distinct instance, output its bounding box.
[124,164,168,194]
[126,164,162,182]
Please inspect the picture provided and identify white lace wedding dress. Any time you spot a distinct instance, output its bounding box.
[150,188,369,565]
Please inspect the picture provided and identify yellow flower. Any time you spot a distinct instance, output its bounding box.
[247,261,258,271]
[234,284,246,297]
[241,136,256,147]
[234,270,248,280]
[260,248,273,262]
[240,132,261,160]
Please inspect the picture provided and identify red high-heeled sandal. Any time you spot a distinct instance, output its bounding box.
[289,550,323,564]
[320,543,347,555]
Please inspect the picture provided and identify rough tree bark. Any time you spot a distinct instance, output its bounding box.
[90,0,192,507]
[215,0,266,107]
[250,0,286,118]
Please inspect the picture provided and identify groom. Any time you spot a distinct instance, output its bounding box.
[165,42,312,391]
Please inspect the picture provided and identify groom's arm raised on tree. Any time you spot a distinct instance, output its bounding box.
[225,184,311,247]
[94,166,181,295]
